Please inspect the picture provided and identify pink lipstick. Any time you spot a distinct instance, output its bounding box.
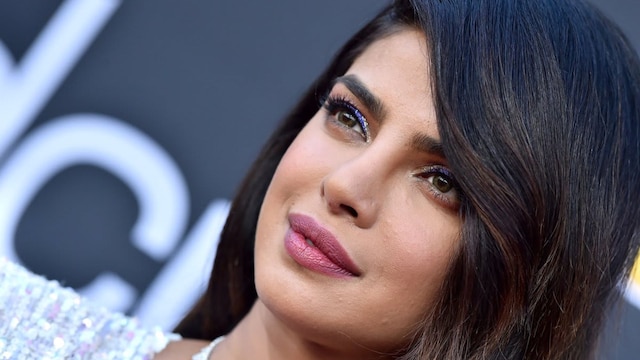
[284,213,361,278]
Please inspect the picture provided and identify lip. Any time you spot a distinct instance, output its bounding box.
[284,213,361,278]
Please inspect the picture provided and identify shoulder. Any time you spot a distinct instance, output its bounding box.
[154,339,211,359]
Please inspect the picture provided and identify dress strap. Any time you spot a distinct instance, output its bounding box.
[192,336,225,360]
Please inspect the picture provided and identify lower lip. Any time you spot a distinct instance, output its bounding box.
[284,228,356,278]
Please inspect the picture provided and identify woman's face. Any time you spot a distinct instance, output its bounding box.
[254,29,462,356]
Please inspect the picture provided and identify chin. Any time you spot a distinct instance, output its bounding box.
[254,269,404,357]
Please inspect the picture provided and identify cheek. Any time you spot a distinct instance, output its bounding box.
[268,119,333,194]
[404,222,459,273]
[255,118,329,259]
[374,209,461,308]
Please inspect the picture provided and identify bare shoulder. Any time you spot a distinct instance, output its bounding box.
[154,339,210,360]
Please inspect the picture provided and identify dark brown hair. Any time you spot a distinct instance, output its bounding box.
[176,1,640,358]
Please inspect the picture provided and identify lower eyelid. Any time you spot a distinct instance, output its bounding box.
[323,112,367,143]
[425,186,460,210]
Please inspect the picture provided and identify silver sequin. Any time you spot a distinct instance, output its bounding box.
[0,258,181,359]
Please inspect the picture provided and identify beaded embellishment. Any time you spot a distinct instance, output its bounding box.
[0,258,181,359]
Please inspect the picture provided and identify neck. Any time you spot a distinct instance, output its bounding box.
[213,300,394,360]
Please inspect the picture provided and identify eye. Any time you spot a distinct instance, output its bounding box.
[335,111,360,131]
[415,165,461,210]
[428,174,454,193]
[322,95,370,142]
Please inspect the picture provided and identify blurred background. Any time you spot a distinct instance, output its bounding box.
[0,0,637,357]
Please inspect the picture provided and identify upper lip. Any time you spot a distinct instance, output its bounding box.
[288,213,362,276]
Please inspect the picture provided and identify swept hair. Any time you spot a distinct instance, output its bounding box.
[176,1,640,358]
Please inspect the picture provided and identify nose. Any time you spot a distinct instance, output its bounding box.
[321,148,388,229]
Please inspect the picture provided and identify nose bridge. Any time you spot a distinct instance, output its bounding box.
[322,140,396,227]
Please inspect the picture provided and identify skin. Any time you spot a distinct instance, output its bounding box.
[157,28,462,359]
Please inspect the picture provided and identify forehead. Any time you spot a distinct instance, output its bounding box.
[344,29,435,129]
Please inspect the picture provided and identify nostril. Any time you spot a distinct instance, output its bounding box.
[340,204,358,218]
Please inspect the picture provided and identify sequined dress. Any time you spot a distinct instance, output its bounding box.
[0,258,181,359]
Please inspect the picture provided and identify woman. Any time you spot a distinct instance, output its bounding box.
[1,0,637,358]
[170,0,640,359]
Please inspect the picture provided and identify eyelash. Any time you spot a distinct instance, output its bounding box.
[321,95,371,142]
[414,165,462,210]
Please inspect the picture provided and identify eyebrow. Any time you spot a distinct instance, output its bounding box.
[333,74,446,160]
[333,74,387,121]
[412,133,446,159]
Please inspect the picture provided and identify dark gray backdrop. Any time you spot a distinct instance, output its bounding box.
[0,1,637,358]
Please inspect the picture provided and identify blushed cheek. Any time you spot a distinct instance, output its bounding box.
[389,227,459,305]
[275,123,335,190]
